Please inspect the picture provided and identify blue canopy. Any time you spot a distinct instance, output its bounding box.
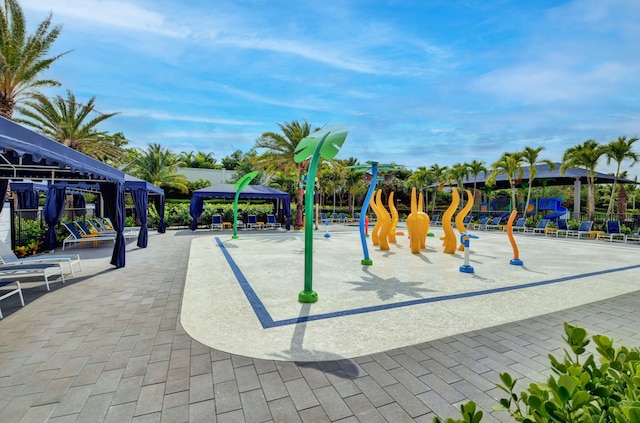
[190,184,291,230]
[0,117,127,268]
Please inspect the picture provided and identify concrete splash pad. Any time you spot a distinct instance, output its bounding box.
[181,227,640,361]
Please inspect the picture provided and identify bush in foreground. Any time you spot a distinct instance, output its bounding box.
[435,323,640,423]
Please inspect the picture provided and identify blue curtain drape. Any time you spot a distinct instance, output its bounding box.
[73,194,86,217]
[44,186,67,250]
[100,182,126,268]
[283,200,291,230]
[0,180,7,214]
[131,188,149,248]
[16,189,38,209]
[189,196,204,231]
[153,195,166,233]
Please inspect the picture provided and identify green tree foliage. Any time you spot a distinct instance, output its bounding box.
[521,146,555,215]
[125,143,188,194]
[561,140,606,221]
[254,120,320,228]
[487,152,524,212]
[605,136,639,218]
[15,89,125,163]
[0,0,69,118]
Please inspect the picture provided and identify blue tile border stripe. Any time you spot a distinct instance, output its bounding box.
[215,237,640,329]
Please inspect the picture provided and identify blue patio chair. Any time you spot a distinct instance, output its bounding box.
[603,220,625,242]
[524,218,550,235]
[565,221,593,238]
[265,214,281,229]
[246,215,261,230]
[211,214,223,230]
[0,240,81,276]
[62,222,116,250]
[556,219,569,237]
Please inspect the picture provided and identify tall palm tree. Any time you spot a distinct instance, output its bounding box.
[406,166,434,204]
[604,136,638,218]
[0,0,69,118]
[449,162,471,207]
[521,146,555,216]
[560,140,606,221]
[487,152,524,212]
[15,89,124,163]
[429,164,449,215]
[126,143,188,193]
[342,157,366,215]
[254,120,320,228]
[467,159,487,207]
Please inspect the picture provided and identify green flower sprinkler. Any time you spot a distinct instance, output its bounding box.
[294,124,348,303]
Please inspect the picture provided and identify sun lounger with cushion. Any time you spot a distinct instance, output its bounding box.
[0,281,24,318]
[0,262,65,291]
[62,222,116,250]
[0,241,81,276]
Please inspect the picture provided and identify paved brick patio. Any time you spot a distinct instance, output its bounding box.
[0,230,638,422]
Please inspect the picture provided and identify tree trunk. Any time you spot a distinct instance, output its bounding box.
[617,184,627,221]
[587,178,596,221]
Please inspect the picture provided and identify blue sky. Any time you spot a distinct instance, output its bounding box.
[20,0,640,178]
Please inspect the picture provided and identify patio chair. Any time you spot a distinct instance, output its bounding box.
[430,215,441,226]
[246,215,260,230]
[87,219,115,234]
[0,240,81,276]
[524,218,550,234]
[485,216,504,230]
[625,228,640,243]
[320,213,330,224]
[470,216,489,230]
[556,219,570,237]
[340,212,349,222]
[352,212,360,221]
[265,214,281,229]
[565,221,593,239]
[91,218,139,239]
[332,212,340,222]
[62,222,116,250]
[0,262,65,291]
[509,218,527,232]
[603,220,625,242]
[0,281,24,318]
[211,214,223,230]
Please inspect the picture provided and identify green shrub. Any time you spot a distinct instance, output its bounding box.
[435,323,640,423]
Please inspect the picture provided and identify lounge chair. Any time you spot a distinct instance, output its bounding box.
[603,220,625,242]
[211,214,223,230]
[524,218,550,234]
[430,215,441,226]
[556,219,570,237]
[485,216,503,230]
[0,281,24,318]
[625,228,640,243]
[87,219,115,234]
[509,218,527,232]
[0,262,65,291]
[565,221,593,239]
[90,218,139,239]
[340,212,349,223]
[62,222,116,250]
[352,212,360,221]
[265,214,281,229]
[320,213,330,224]
[0,241,81,276]
[246,215,261,230]
[332,212,341,222]
[470,216,489,230]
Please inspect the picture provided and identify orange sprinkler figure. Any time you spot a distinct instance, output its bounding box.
[388,192,399,243]
[442,187,460,254]
[417,191,429,249]
[369,190,391,250]
[506,210,523,265]
[406,187,430,254]
[456,189,474,251]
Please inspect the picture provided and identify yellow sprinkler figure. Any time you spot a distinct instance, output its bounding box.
[417,191,429,249]
[388,191,398,243]
[442,187,460,254]
[406,187,430,254]
[456,189,474,251]
[369,190,391,250]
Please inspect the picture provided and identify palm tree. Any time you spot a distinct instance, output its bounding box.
[429,164,449,215]
[254,120,320,228]
[604,136,638,218]
[0,0,69,118]
[342,157,366,215]
[560,140,606,221]
[179,150,220,169]
[126,143,188,193]
[521,146,555,216]
[487,152,524,212]
[449,162,470,207]
[406,166,434,203]
[15,90,124,163]
[467,160,487,207]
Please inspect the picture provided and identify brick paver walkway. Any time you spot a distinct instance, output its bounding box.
[0,230,638,422]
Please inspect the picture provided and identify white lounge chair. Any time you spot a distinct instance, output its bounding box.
[0,241,81,276]
[0,281,24,318]
[0,262,65,291]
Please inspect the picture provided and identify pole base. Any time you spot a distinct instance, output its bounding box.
[510,259,524,266]
[361,258,373,266]
[459,264,474,273]
[232,235,239,239]
[298,290,318,303]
